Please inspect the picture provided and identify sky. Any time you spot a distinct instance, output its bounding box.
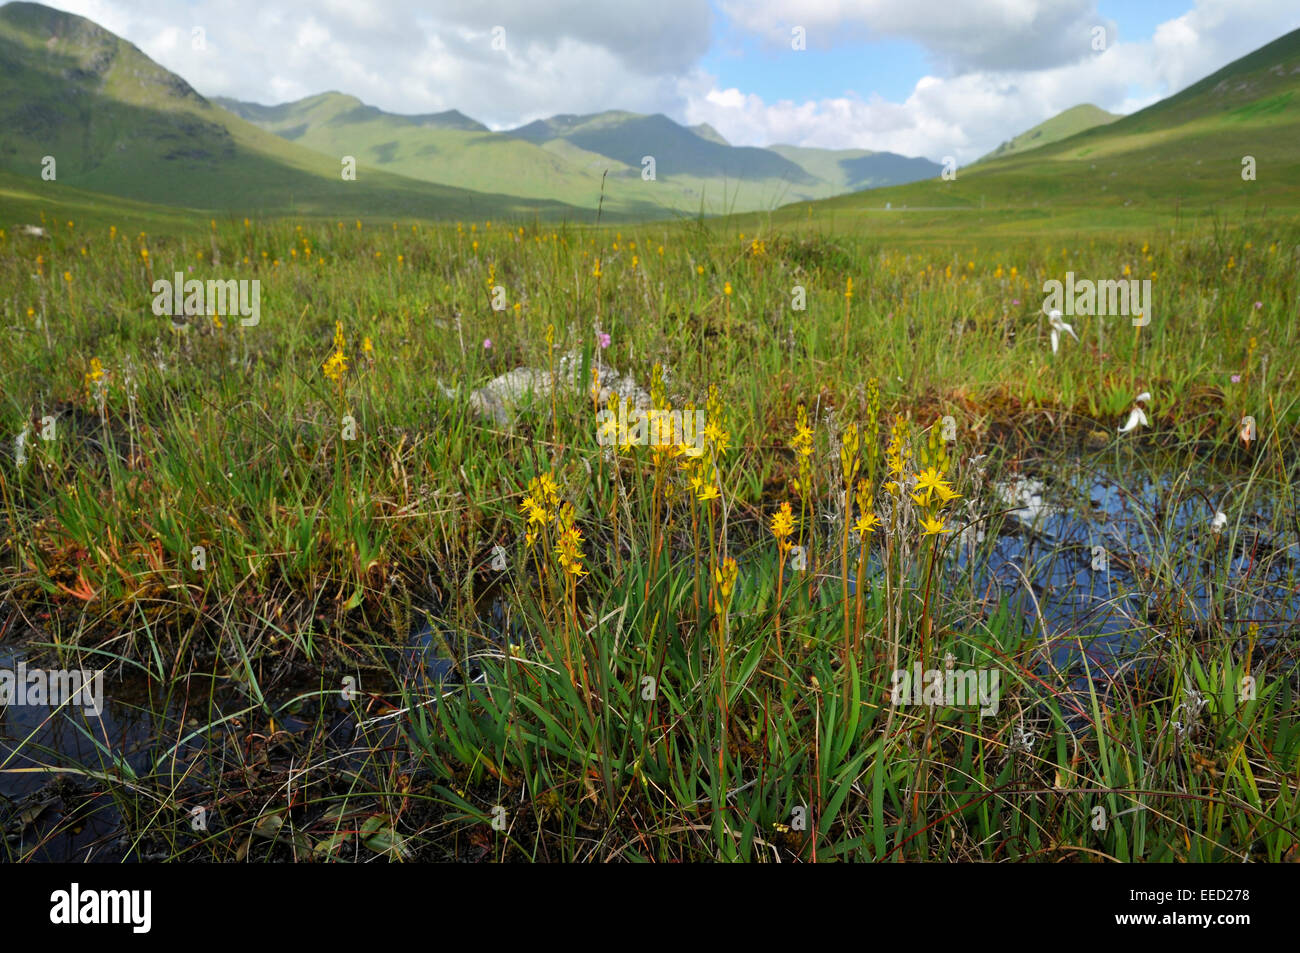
[35,0,1300,162]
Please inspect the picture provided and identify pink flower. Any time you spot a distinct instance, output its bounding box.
[598,332,610,349]
[1012,299,1020,306]
[1231,374,1241,383]
[1254,301,1263,309]
[483,338,492,349]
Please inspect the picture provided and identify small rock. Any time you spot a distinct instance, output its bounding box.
[456,351,651,427]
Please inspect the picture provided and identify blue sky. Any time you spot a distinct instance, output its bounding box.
[703,0,1194,104]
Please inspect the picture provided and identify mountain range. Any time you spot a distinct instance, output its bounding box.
[214,93,946,217]
[2,0,1298,230]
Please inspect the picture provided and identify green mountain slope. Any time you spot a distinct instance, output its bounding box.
[774,27,1300,234]
[506,111,814,182]
[225,99,837,215]
[770,145,943,190]
[0,2,587,220]
[213,92,665,215]
[222,96,947,217]
[977,104,1119,162]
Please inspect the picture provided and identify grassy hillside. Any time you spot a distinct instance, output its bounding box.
[223,98,843,216]
[0,2,588,221]
[977,104,1119,163]
[222,96,947,217]
[770,145,945,191]
[215,93,672,217]
[769,28,1300,237]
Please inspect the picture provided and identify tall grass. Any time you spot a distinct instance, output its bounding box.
[1,214,1297,860]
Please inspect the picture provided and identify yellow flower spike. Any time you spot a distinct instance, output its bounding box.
[769,501,796,548]
[714,557,738,601]
[840,423,860,483]
[321,350,348,382]
[919,514,949,537]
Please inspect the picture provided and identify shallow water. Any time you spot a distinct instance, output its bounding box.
[3,455,1296,858]
[0,643,354,861]
[967,457,1297,683]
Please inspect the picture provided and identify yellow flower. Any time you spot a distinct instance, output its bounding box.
[554,525,588,577]
[322,349,348,382]
[769,501,795,548]
[933,483,960,505]
[913,466,951,505]
[855,512,881,535]
[839,423,860,482]
[692,462,721,502]
[723,281,733,296]
[790,412,814,459]
[714,557,738,601]
[919,514,949,537]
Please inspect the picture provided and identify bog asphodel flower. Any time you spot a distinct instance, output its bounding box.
[714,557,738,602]
[691,462,721,502]
[854,480,880,536]
[553,503,587,577]
[769,501,796,549]
[913,466,951,506]
[322,350,348,382]
[84,357,105,397]
[919,514,949,537]
[323,321,348,382]
[840,423,860,483]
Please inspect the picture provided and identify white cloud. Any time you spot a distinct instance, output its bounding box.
[689,0,1300,160]
[42,0,713,127]
[718,0,1115,72]
[33,0,1300,160]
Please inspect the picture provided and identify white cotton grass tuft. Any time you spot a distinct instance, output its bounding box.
[1047,309,1079,355]
[1118,391,1152,434]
